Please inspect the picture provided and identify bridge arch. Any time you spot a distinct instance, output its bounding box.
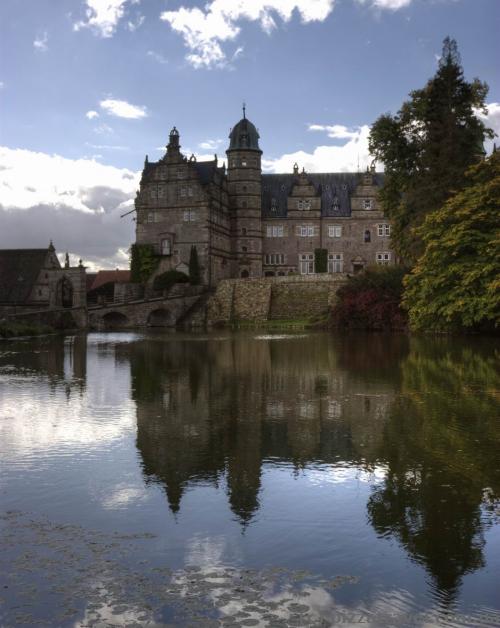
[102,311,129,330]
[147,308,174,327]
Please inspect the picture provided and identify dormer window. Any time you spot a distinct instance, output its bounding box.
[363,199,373,210]
[298,199,311,210]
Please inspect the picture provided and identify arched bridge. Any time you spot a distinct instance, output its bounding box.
[88,291,206,331]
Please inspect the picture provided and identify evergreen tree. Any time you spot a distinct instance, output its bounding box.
[189,245,201,285]
[369,37,493,264]
[403,149,500,332]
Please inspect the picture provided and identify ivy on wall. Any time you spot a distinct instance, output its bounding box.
[130,244,159,283]
[314,248,328,274]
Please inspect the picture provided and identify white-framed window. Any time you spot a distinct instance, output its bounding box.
[328,225,342,238]
[376,252,391,265]
[183,209,197,222]
[297,199,311,210]
[147,212,155,223]
[377,223,391,236]
[363,199,373,210]
[297,225,315,237]
[265,253,285,265]
[299,253,314,274]
[328,253,343,273]
[266,225,284,237]
[161,238,171,256]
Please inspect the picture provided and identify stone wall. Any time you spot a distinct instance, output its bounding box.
[207,274,346,325]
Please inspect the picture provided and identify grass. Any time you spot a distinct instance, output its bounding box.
[0,321,55,338]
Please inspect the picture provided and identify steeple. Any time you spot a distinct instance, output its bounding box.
[167,126,180,152]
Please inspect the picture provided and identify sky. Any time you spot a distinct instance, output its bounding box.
[1,0,499,269]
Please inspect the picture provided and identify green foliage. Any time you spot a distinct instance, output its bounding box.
[130,244,159,283]
[403,150,500,332]
[189,245,201,285]
[314,248,327,273]
[369,37,493,264]
[0,321,54,338]
[331,266,408,330]
[153,269,189,292]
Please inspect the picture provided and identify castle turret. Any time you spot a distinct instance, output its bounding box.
[226,106,262,278]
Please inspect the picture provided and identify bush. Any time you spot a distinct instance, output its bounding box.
[0,321,54,338]
[331,266,408,330]
[153,270,190,292]
[130,244,159,283]
[314,248,328,273]
[189,245,201,285]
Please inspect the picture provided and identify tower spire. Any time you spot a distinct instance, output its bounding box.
[242,102,246,119]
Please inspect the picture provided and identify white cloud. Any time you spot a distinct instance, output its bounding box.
[86,110,100,119]
[161,0,336,68]
[308,123,361,140]
[0,146,139,267]
[94,122,114,134]
[147,50,169,64]
[99,98,147,119]
[0,81,4,89]
[127,14,145,31]
[198,138,223,150]
[475,102,500,154]
[74,0,130,37]
[33,31,48,52]
[262,124,373,173]
[357,0,412,9]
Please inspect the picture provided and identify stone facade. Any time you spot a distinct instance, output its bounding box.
[0,244,87,314]
[207,275,346,325]
[135,112,395,287]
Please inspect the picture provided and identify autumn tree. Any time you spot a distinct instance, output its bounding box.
[403,149,500,332]
[369,37,493,264]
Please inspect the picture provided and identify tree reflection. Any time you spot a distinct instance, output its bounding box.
[367,337,500,602]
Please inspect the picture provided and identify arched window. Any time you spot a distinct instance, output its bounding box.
[364,230,371,243]
[241,270,249,278]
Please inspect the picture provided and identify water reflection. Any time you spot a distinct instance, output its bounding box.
[367,338,500,602]
[1,330,499,615]
[127,332,499,602]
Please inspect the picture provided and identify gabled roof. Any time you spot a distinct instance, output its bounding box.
[88,270,130,292]
[0,249,50,304]
[261,172,384,218]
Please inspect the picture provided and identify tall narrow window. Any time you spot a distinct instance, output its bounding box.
[161,239,171,255]
[328,225,342,238]
[364,230,371,242]
[328,253,343,273]
[299,253,314,274]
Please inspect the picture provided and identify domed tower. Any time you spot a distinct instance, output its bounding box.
[226,106,262,278]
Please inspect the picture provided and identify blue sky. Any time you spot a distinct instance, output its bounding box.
[1,0,499,268]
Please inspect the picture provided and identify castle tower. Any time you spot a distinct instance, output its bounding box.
[226,106,262,278]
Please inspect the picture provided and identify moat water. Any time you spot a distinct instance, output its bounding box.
[0,331,499,627]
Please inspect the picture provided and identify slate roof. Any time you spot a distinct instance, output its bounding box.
[261,172,384,218]
[0,249,49,304]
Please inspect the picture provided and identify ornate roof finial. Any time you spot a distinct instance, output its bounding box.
[48,240,55,252]
[242,102,246,119]
[64,252,70,268]
[293,162,299,175]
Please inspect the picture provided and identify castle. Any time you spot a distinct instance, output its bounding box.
[135,109,395,286]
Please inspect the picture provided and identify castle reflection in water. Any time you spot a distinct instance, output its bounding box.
[3,330,499,602]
